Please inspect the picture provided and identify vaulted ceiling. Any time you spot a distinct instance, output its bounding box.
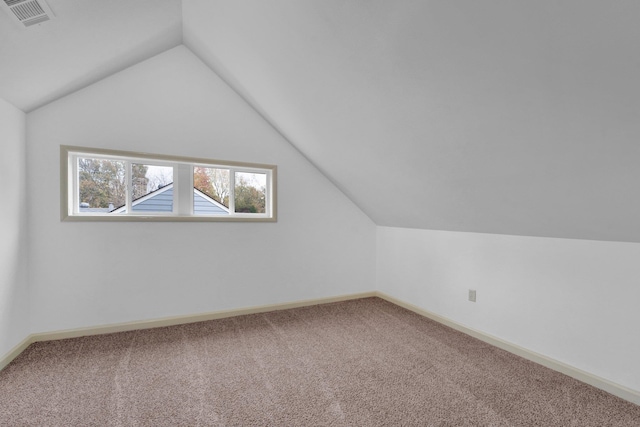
[0,0,182,112]
[2,0,639,243]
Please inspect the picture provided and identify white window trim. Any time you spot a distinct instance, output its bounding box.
[61,145,277,222]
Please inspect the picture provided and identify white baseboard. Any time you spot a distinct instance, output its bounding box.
[375,291,640,406]
[0,292,376,369]
[0,335,35,372]
[1,290,638,407]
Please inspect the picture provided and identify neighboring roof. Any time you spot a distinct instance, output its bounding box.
[84,183,229,215]
[110,183,173,214]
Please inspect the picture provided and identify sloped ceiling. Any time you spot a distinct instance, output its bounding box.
[1,1,639,242]
[183,0,640,243]
[0,0,181,112]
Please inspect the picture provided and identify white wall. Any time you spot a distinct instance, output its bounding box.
[26,45,375,333]
[377,226,640,393]
[0,98,29,357]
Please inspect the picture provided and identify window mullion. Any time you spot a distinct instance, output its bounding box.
[125,161,132,214]
[176,163,193,215]
[228,168,235,215]
[72,155,78,215]
[265,170,271,217]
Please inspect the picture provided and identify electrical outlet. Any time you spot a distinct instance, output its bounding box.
[468,289,476,302]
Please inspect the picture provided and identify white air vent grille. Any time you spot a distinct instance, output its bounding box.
[2,0,55,27]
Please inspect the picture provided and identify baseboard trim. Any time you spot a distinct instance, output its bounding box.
[0,291,376,370]
[32,291,377,343]
[0,335,35,372]
[375,291,640,406]
[2,290,638,406]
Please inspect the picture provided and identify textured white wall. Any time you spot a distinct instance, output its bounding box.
[0,98,29,358]
[377,226,640,393]
[26,46,375,333]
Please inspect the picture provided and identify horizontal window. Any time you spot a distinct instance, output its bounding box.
[61,146,277,222]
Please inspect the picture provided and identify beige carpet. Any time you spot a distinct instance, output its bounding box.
[1,297,639,426]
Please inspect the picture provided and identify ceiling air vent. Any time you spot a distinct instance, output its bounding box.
[2,0,55,28]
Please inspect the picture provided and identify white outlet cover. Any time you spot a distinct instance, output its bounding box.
[468,290,477,302]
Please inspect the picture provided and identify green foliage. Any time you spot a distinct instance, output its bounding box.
[193,166,213,196]
[78,158,147,209]
[194,166,230,207]
[234,176,266,213]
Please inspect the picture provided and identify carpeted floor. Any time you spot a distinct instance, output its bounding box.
[1,297,639,426]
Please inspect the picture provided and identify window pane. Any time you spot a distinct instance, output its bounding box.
[193,167,230,215]
[235,172,266,214]
[78,157,126,213]
[66,146,275,221]
[131,164,174,213]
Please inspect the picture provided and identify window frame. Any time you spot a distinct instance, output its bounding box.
[61,145,277,222]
